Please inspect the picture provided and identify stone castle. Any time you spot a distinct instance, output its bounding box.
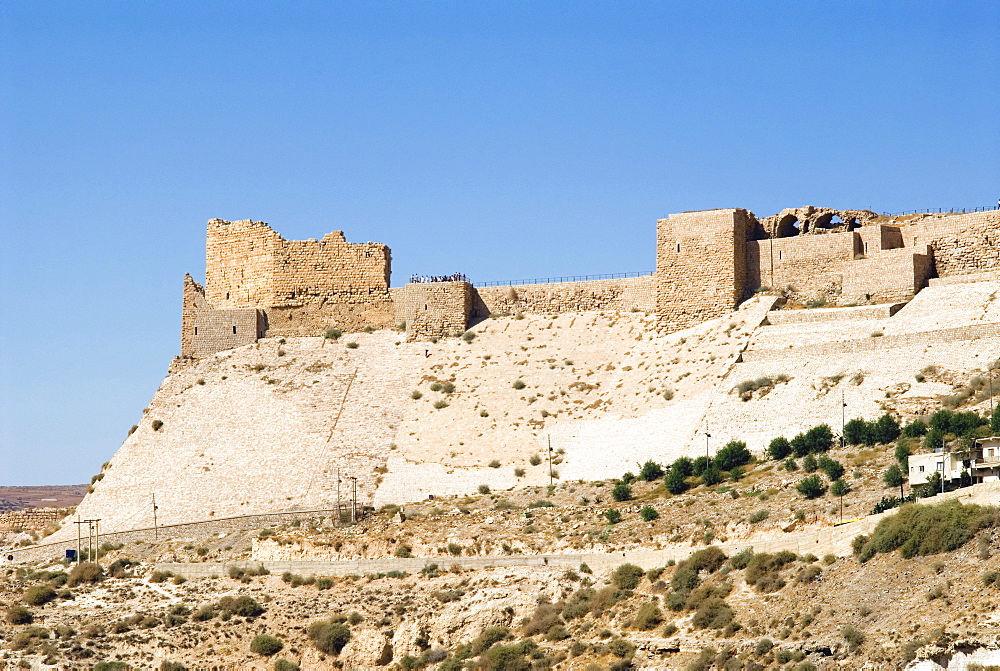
[19,203,1000,550]
[181,207,1000,357]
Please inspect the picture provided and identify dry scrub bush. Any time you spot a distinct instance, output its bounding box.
[854,500,1000,562]
[309,619,351,655]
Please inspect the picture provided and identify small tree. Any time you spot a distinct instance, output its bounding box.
[715,440,752,471]
[894,442,911,467]
[884,464,905,499]
[831,478,850,522]
[802,454,818,473]
[992,403,1000,435]
[797,475,827,499]
[640,506,659,521]
[605,509,622,524]
[767,436,791,461]
[612,481,632,502]
[639,461,664,481]
[665,468,688,495]
[818,456,845,481]
[844,418,868,446]
[701,465,722,486]
[250,634,284,656]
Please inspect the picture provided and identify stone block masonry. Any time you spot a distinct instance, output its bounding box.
[656,209,750,332]
[178,208,1000,351]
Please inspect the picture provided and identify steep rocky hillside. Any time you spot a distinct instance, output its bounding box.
[47,277,1000,539]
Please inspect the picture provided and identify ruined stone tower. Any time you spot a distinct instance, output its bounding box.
[655,209,751,332]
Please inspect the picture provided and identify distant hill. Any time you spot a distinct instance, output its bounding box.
[0,485,87,511]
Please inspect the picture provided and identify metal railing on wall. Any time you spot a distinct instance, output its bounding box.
[472,271,653,288]
[881,206,999,216]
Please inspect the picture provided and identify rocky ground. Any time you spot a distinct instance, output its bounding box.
[7,437,1000,670]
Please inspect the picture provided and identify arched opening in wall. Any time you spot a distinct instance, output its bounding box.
[775,215,802,238]
[814,213,844,231]
[846,217,861,231]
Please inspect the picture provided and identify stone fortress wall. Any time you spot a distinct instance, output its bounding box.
[180,208,1000,357]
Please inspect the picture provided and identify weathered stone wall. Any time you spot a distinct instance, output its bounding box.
[204,219,394,337]
[191,308,263,358]
[0,508,66,532]
[896,211,1000,277]
[656,209,749,332]
[472,275,656,318]
[842,246,933,304]
[742,321,1000,362]
[392,282,472,339]
[746,231,857,299]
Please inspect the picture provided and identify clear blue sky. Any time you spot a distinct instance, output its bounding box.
[1,1,998,486]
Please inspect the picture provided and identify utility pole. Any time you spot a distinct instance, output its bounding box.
[705,421,711,462]
[349,476,358,524]
[152,494,158,540]
[94,519,100,560]
[547,435,554,487]
[73,519,85,564]
[337,468,342,526]
[841,390,847,449]
[989,366,994,418]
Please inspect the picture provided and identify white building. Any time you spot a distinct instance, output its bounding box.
[908,437,1000,486]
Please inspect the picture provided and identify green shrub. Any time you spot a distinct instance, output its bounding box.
[411,390,423,399]
[472,625,511,653]
[218,595,263,618]
[7,605,33,624]
[795,565,822,584]
[632,601,663,630]
[854,500,1000,562]
[605,508,622,524]
[748,509,769,524]
[640,460,664,481]
[691,596,734,629]
[513,379,526,390]
[640,506,659,521]
[665,468,688,495]
[529,454,542,466]
[768,436,791,460]
[477,484,490,494]
[701,465,722,486]
[802,454,818,472]
[480,642,532,671]
[325,328,342,340]
[274,660,300,671]
[309,619,351,655]
[433,399,448,409]
[527,499,554,508]
[612,481,632,501]
[831,478,851,498]
[489,459,501,468]
[730,548,753,569]
[715,440,752,471]
[612,563,645,590]
[461,331,476,342]
[346,341,359,348]
[22,584,56,606]
[521,601,563,636]
[841,625,865,647]
[191,604,215,621]
[395,544,413,558]
[797,475,827,499]
[152,419,164,431]
[251,634,284,656]
[817,455,844,481]
[608,637,635,658]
